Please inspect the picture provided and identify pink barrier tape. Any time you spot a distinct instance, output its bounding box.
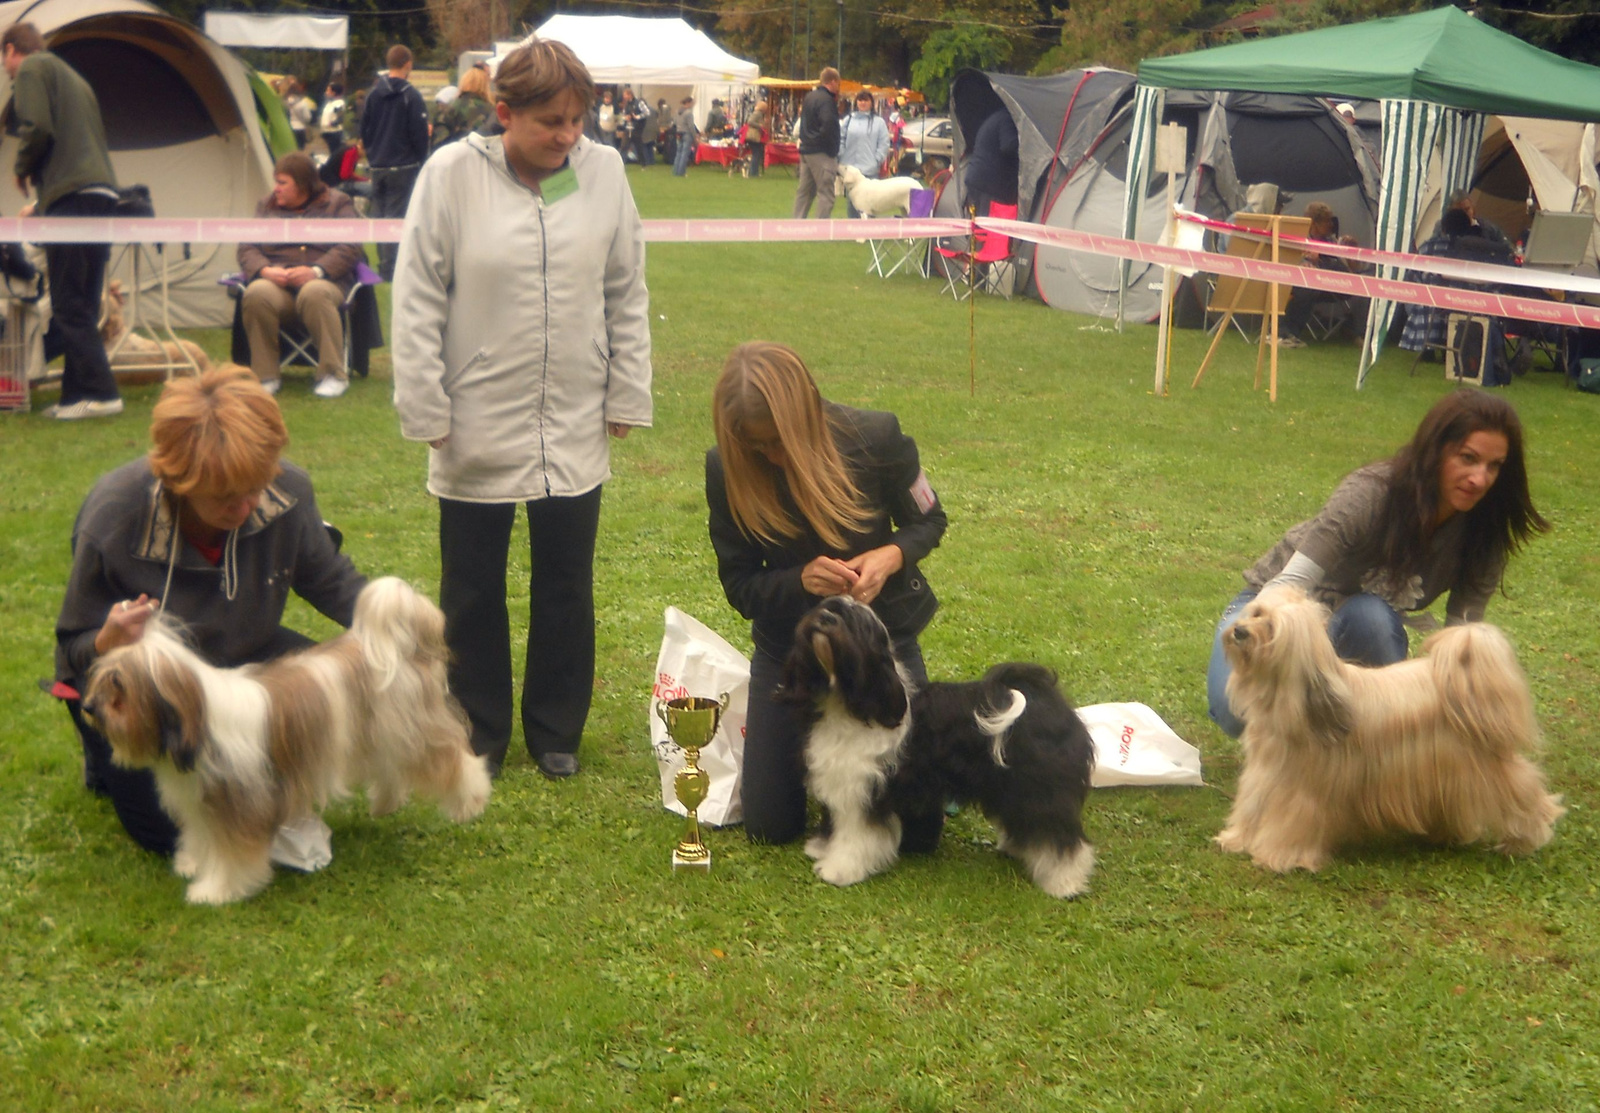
[14,211,1596,329]
[1172,208,1600,299]
[981,216,1600,332]
[0,215,969,246]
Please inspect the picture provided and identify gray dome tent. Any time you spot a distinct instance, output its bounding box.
[945,68,1379,323]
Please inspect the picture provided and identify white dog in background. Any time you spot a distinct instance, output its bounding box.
[837,164,922,217]
[83,577,491,904]
[1218,587,1563,873]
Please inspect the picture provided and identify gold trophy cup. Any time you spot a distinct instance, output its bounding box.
[655,693,729,871]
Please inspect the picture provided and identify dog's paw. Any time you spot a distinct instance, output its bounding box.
[185,872,266,906]
[1213,828,1249,855]
[173,848,199,879]
[804,835,830,861]
[813,854,875,887]
[367,784,407,817]
[1252,846,1327,873]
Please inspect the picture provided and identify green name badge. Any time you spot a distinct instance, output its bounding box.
[541,166,579,204]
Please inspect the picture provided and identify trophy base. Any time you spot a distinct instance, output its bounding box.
[672,847,712,872]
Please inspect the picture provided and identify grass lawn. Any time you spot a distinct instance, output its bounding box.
[3,162,1598,1111]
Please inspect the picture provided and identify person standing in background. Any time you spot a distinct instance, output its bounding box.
[359,44,430,281]
[672,96,698,177]
[4,21,123,420]
[837,90,890,217]
[793,67,841,218]
[744,94,770,178]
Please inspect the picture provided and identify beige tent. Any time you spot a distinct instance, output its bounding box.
[1414,115,1600,266]
[1,0,275,326]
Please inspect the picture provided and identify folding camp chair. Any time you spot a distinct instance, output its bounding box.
[866,188,937,278]
[223,261,385,379]
[935,201,1018,300]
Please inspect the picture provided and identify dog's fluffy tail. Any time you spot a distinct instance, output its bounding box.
[974,689,1027,767]
[352,577,449,690]
[1424,622,1540,757]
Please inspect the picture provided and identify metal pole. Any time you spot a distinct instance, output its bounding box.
[804,1,811,80]
[790,0,797,78]
[836,0,843,74]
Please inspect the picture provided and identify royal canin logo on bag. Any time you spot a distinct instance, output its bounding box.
[653,672,688,702]
[1119,725,1134,764]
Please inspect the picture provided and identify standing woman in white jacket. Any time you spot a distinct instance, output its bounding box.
[392,40,652,780]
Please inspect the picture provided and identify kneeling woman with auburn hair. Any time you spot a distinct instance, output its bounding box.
[56,365,368,855]
[706,341,947,846]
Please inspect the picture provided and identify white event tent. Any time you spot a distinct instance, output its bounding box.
[515,14,758,127]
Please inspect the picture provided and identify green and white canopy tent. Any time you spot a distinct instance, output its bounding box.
[1121,6,1600,386]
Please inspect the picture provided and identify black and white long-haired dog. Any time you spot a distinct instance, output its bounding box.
[83,577,491,905]
[778,596,1095,897]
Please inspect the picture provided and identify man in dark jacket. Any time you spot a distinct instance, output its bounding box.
[3,21,122,420]
[359,44,430,280]
[793,67,841,219]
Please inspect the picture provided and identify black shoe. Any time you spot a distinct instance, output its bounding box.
[536,752,579,779]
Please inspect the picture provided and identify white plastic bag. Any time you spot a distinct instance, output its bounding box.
[269,813,333,872]
[649,607,750,826]
[1076,702,1204,788]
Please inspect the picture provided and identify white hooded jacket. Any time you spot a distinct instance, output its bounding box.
[392,133,652,502]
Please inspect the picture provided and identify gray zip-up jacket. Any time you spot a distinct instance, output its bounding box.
[56,459,366,684]
[392,133,652,502]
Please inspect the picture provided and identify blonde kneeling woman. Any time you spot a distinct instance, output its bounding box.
[706,342,947,845]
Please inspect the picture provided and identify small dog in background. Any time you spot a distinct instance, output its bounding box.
[101,280,212,379]
[1219,587,1564,873]
[84,577,491,905]
[780,596,1096,897]
[837,165,923,217]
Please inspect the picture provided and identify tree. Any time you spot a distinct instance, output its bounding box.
[910,17,1012,107]
[711,0,1053,87]
[1036,0,1213,72]
[1478,1,1600,65]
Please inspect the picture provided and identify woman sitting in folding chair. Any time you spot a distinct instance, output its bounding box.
[237,152,365,399]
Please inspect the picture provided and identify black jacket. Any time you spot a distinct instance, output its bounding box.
[797,85,841,157]
[706,404,946,659]
[359,74,430,168]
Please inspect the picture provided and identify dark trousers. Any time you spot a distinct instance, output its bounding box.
[44,191,120,405]
[438,490,602,773]
[742,632,943,851]
[69,626,316,856]
[369,164,420,280]
[746,141,765,176]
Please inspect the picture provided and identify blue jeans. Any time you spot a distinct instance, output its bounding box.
[672,136,693,176]
[1206,589,1408,737]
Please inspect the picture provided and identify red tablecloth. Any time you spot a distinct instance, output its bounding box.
[695,142,742,167]
[695,141,801,168]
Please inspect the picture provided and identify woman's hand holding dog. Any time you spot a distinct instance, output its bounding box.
[843,544,904,604]
[94,596,158,655]
[802,556,860,598]
[802,546,903,603]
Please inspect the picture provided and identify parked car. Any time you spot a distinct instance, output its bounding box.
[897,116,954,173]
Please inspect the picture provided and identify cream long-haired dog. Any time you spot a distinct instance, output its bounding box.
[83,577,491,904]
[1218,587,1563,873]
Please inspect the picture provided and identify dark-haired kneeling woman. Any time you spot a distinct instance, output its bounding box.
[1207,388,1550,738]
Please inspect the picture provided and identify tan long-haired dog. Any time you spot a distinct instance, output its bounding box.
[1218,588,1563,873]
[83,578,491,904]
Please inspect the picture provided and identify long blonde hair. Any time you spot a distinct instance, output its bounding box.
[713,342,873,549]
